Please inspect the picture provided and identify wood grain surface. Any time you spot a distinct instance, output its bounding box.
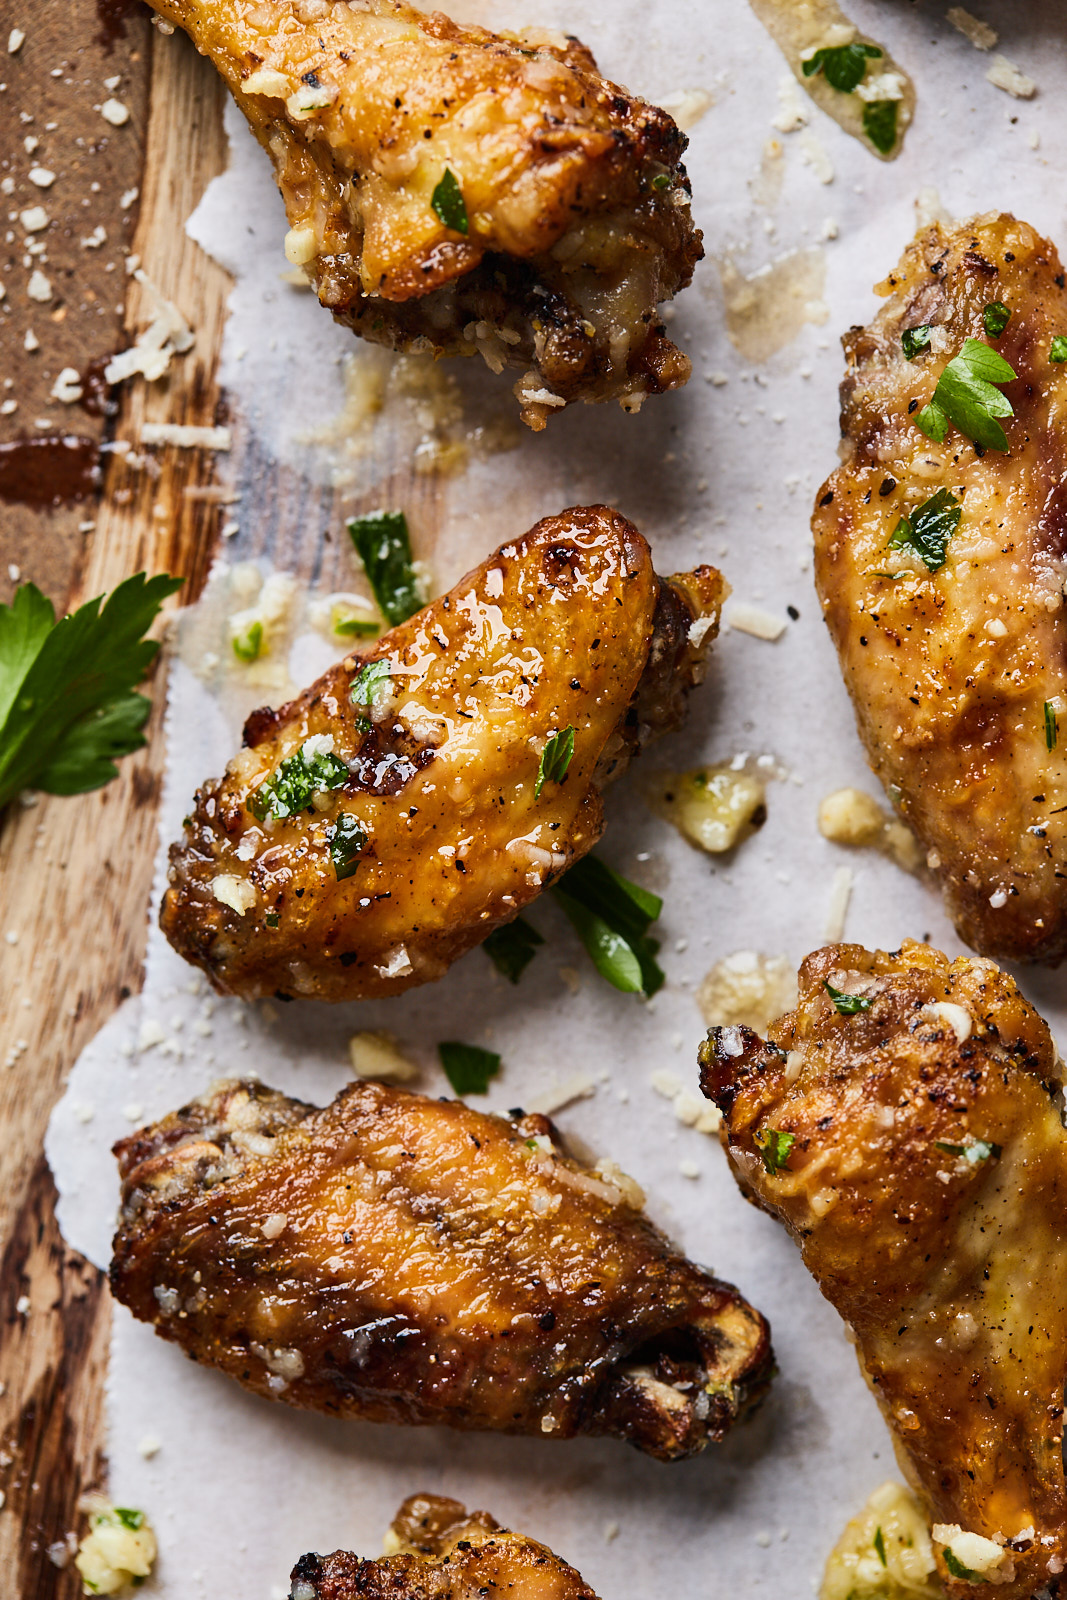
[0,12,231,1589]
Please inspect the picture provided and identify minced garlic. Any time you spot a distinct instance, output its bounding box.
[821,1481,942,1599]
[646,763,766,854]
[697,950,797,1034]
[75,1495,157,1596]
[348,1030,418,1082]
[818,787,923,874]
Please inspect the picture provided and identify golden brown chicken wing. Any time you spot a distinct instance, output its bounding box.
[148,0,701,429]
[290,1493,600,1600]
[161,507,724,1001]
[110,1078,772,1462]
[813,214,1067,965]
[700,939,1067,1598]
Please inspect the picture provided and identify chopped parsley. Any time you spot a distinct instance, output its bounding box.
[650,171,671,191]
[862,99,899,156]
[334,617,380,639]
[350,658,391,709]
[231,619,263,663]
[754,1128,795,1175]
[1052,336,1067,364]
[552,854,664,996]
[1046,700,1060,751]
[942,1548,983,1583]
[114,1508,146,1531]
[902,324,932,361]
[916,337,1017,452]
[873,1527,887,1569]
[535,726,575,798]
[825,980,872,1015]
[347,510,423,627]
[250,737,348,822]
[327,812,367,880]
[934,1138,1001,1164]
[438,1040,500,1095]
[265,912,280,928]
[483,916,544,983]
[888,488,962,573]
[802,41,881,93]
[0,572,182,812]
[982,301,1011,339]
[431,168,469,235]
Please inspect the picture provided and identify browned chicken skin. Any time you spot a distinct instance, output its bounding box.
[290,1493,600,1600]
[700,940,1067,1598]
[110,1077,772,1462]
[160,507,724,1001]
[146,0,702,428]
[813,214,1067,965]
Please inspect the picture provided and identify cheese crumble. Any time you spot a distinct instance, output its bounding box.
[75,1495,157,1596]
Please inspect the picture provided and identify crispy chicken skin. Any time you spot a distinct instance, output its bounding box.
[700,940,1067,1598]
[110,1078,772,1462]
[160,507,724,1001]
[290,1493,601,1600]
[813,214,1067,965]
[147,0,702,429]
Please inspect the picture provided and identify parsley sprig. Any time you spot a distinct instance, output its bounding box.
[553,855,665,996]
[888,488,962,573]
[916,338,1017,452]
[0,573,181,813]
[802,42,881,93]
[825,981,872,1015]
[483,917,544,983]
[439,1040,500,1095]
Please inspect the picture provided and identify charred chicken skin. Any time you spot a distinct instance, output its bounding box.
[814,213,1067,965]
[290,1493,600,1600]
[161,507,724,1001]
[147,0,702,429]
[111,1078,772,1462]
[700,939,1067,1598]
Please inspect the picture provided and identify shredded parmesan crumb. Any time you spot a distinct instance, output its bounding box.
[211,874,256,915]
[823,866,853,942]
[726,602,788,641]
[525,1074,596,1116]
[100,97,130,126]
[698,950,797,1035]
[985,54,1037,98]
[141,423,231,451]
[75,1495,157,1597]
[946,6,997,50]
[348,1030,418,1082]
[104,269,193,385]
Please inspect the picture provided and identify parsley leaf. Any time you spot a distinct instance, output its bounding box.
[862,99,899,155]
[438,1040,500,1095]
[873,1527,887,1569]
[934,1138,1001,1164]
[942,1548,983,1583]
[1051,336,1067,364]
[115,1508,145,1531]
[431,168,469,235]
[825,980,872,1015]
[350,658,391,709]
[0,572,182,812]
[983,301,1011,339]
[347,510,423,627]
[802,42,881,93]
[231,619,263,663]
[754,1128,795,1175]
[483,917,544,983]
[888,488,962,573]
[917,337,1017,452]
[1046,699,1060,751]
[552,854,664,996]
[327,812,366,880]
[535,726,575,798]
[333,617,380,639]
[250,737,348,822]
[902,325,932,361]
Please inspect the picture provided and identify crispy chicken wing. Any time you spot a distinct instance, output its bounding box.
[160,507,724,1001]
[290,1493,600,1600]
[148,0,702,429]
[700,939,1067,1598]
[110,1078,772,1461]
[813,214,1067,964]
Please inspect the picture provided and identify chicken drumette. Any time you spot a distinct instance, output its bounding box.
[111,1078,772,1462]
[146,0,702,429]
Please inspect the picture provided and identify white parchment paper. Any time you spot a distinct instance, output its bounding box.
[47,3,1067,1595]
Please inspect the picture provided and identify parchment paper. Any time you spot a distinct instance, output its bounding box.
[46,3,1067,1595]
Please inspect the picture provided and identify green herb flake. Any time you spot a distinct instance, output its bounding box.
[902,324,932,361]
[482,916,544,983]
[942,1547,984,1583]
[650,171,671,191]
[873,1527,887,1569]
[535,725,575,798]
[347,509,423,627]
[327,812,367,881]
[0,572,183,812]
[552,854,664,997]
[431,168,469,235]
[916,337,1017,452]
[334,617,380,639]
[934,1138,1001,1164]
[887,488,962,573]
[862,99,900,156]
[1051,336,1067,363]
[115,1508,146,1531]
[754,1127,796,1175]
[801,41,882,94]
[1046,699,1060,751]
[825,980,872,1015]
[350,658,392,710]
[265,912,280,928]
[983,302,1011,339]
[250,738,349,822]
[232,619,263,663]
[438,1040,501,1095]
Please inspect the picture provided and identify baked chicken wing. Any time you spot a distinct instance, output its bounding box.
[813,213,1067,965]
[290,1493,600,1600]
[161,506,724,1001]
[700,939,1067,1598]
[148,0,701,429]
[110,1078,772,1462]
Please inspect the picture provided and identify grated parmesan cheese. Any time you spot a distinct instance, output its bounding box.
[100,97,130,126]
[821,1481,940,1599]
[75,1496,157,1597]
[698,950,797,1035]
[985,54,1037,98]
[946,6,997,50]
[104,269,193,385]
[725,602,788,641]
[525,1074,596,1116]
[211,874,256,915]
[823,866,853,941]
[348,1030,419,1082]
[141,423,231,451]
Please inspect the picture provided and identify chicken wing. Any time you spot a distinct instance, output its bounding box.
[700,939,1067,1598]
[161,507,724,1001]
[110,1078,772,1462]
[147,0,701,429]
[290,1493,600,1600]
[813,214,1067,964]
